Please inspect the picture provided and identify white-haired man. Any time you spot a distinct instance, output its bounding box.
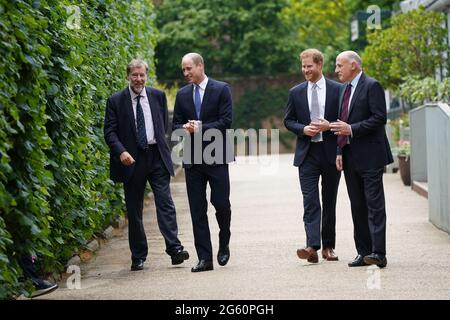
[331,51,393,268]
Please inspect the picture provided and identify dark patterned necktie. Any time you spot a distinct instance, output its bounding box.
[136,95,148,149]
[337,84,352,149]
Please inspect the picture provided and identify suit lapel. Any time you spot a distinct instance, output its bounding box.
[299,82,311,123]
[124,89,137,138]
[324,79,332,119]
[200,79,214,120]
[338,84,346,119]
[188,84,198,120]
[348,73,366,117]
[146,87,160,132]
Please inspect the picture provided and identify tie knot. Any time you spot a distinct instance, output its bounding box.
[136,95,142,100]
[312,83,318,90]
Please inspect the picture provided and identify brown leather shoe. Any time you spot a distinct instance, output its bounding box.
[322,248,339,261]
[297,247,318,263]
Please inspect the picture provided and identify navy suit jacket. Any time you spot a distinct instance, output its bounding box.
[284,78,342,167]
[338,73,393,170]
[104,86,174,183]
[172,78,234,167]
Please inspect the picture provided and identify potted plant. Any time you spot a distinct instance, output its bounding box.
[397,140,411,186]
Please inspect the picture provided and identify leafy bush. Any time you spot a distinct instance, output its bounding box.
[233,86,295,151]
[389,112,409,143]
[399,77,450,106]
[362,7,449,90]
[0,0,157,299]
[155,82,179,111]
[155,0,296,81]
[233,86,287,130]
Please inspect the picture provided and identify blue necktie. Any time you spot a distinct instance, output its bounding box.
[136,95,148,150]
[194,85,201,119]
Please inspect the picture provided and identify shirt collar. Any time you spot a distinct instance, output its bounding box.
[309,75,325,90]
[196,76,209,91]
[349,71,363,88]
[129,85,147,100]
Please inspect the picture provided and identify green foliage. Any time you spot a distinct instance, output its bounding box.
[362,8,450,90]
[388,112,409,147]
[156,0,399,81]
[281,0,350,74]
[0,216,22,299]
[233,86,297,151]
[345,0,397,12]
[0,0,157,299]
[399,77,450,106]
[397,139,410,157]
[155,82,179,111]
[233,86,287,130]
[155,0,296,80]
[280,0,398,74]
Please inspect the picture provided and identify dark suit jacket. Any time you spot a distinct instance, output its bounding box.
[338,72,393,170]
[172,78,234,167]
[104,86,175,183]
[284,78,342,167]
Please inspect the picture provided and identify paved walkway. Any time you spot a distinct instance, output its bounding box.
[42,154,450,299]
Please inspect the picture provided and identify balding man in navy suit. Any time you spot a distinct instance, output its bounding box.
[173,53,233,273]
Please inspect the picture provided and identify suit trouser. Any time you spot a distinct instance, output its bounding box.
[124,145,182,262]
[185,164,231,261]
[343,147,387,256]
[299,142,341,250]
[19,255,40,284]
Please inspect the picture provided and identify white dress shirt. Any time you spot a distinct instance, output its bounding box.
[193,76,208,103]
[129,86,156,145]
[345,71,363,138]
[348,71,363,109]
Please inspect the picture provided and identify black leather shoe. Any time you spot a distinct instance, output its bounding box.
[348,254,369,267]
[191,260,213,272]
[131,259,144,271]
[171,249,190,265]
[217,246,230,266]
[364,253,387,268]
[31,279,58,298]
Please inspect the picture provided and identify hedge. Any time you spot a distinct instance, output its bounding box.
[233,86,288,130]
[0,0,157,299]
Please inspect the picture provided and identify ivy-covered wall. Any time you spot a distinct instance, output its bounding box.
[0,0,157,298]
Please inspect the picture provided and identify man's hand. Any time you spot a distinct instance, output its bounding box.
[183,121,195,133]
[189,120,201,133]
[330,120,352,136]
[120,151,135,166]
[303,125,320,137]
[310,118,330,132]
[336,155,343,171]
[183,120,201,133]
